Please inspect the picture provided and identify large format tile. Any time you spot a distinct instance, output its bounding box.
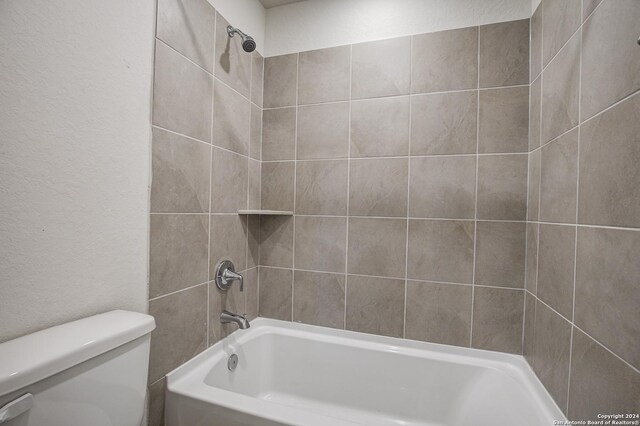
[151,127,211,213]
[349,158,408,217]
[246,216,260,269]
[578,93,640,228]
[527,149,540,221]
[478,86,529,153]
[410,91,477,155]
[261,161,294,211]
[210,147,247,213]
[297,102,349,160]
[471,287,524,354]
[295,160,348,215]
[477,154,528,220]
[479,19,529,88]
[574,227,640,369]
[149,214,209,298]
[540,128,578,224]
[525,223,538,294]
[409,156,476,219]
[530,3,542,81]
[251,52,264,107]
[209,279,244,343]
[568,328,640,420]
[537,224,575,319]
[214,13,250,97]
[350,97,410,158]
[259,267,292,321]
[248,159,261,209]
[249,103,262,160]
[259,216,293,268]
[244,267,259,320]
[294,216,347,273]
[412,27,478,94]
[523,292,536,362]
[149,284,207,382]
[475,221,526,289]
[213,79,250,155]
[405,281,472,347]
[347,218,407,278]
[351,37,411,99]
[583,0,604,20]
[148,378,165,426]
[298,46,350,105]
[153,42,212,142]
[529,76,541,150]
[209,214,247,274]
[542,0,581,67]
[262,107,296,161]
[156,0,215,72]
[541,32,580,143]
[407,219,474,284]
[264,54,297,108]
[346,275,405,338]
[293,271,345,329]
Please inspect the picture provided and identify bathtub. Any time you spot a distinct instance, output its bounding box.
[165,318,565,426]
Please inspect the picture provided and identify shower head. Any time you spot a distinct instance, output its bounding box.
[227,25,256,53]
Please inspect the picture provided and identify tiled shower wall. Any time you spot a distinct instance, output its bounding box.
[147,0,263,424]
[523,0,640,420]
[257,20,532,354]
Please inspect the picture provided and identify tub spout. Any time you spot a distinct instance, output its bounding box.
[220,310,250,329]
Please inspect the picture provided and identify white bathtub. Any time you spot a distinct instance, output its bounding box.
[165,318,565,426]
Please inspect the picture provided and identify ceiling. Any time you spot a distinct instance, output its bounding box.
[259,0,306,9]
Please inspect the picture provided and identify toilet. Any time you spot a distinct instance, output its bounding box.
[0,310,155,426]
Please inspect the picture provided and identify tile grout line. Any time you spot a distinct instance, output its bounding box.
[344,44,353,331]
[291,53,300,322]
[261,151,529,163]
[244,48,254,317]
[403,35,414,339]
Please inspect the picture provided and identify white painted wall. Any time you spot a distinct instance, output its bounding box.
[0,0,155,342]
[265,0,531,57]
[209,0,267,55]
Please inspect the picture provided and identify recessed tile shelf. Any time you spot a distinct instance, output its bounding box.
[237,210,293,216]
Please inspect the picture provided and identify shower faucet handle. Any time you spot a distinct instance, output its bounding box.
[215,260,243,292]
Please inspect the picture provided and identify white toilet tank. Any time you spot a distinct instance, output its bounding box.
[0,310,155,426]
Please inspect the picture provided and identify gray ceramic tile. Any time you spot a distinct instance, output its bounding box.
[248,159,261,210]
[149,214,209,298]
[531,300,572,410]
[297,102,349,160]
[568,328,640,420]
[578,93,640,228]
[523,292,536,361]
[478,86,529,153]
[407,219,474,284]
[151,127,211,213]
[293,271,345,329]
[295,216,347,273]
[405,281,472,346]
[210,147,247,213]
[471,287,524,354]
[148,378,165,426]
[475,221,526,288]
[347,218,407,278]
[213,79,250,155]
[410,91,477,156]
[259,267,292,321]
[295,160,348,215]
[525,223,539,294]
[148,284,207,382]
[153,41,212,142]
[537,224,575,320]
[575,227,640,369]
[349,158,408,217]
[214,13,251,97]
[479,19,529,88]
[156,0,215,72]
[530,4,543,81]
[529,76,542,150]
[582,0,604,20]
[250,103,262,160]
[262,107,296,161]
[259,216,293,268]
[542,0,581,67]
[346,275,405,338]
[209,214,247,275]
[247,216,260,269]
[209,280,244,343]
[541,32,580,143]
[244,267,259,320]
[527,149,541,221]
[251,52,264,107]
[298,46,350,105]
[350,97,410,157]
[409,156,476,219]
[351,37,411,99]
[412,27,478,94]
[264,54,297,108]
[261,161,294,211]
[540,128,578,223]
[477,154,528,220]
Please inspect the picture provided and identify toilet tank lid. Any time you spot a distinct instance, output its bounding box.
[0,310,155,396]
